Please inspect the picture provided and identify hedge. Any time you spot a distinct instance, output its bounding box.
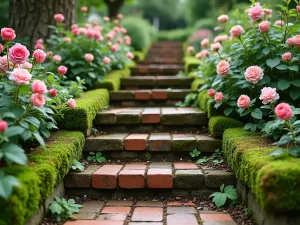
[184,56,200,73]
[209,116,243,138]
[0,131,85,225]
[55,88,109,131]
[223,128,300,212]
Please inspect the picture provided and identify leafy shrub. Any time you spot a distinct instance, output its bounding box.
[49,197,82,222]
[176,93,198,107]
[210,184,238,208]
[158,28,193,42]
[193,18,215,31]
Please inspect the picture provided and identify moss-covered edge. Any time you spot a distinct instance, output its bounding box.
[55,88,109,131]
[0,131,85,225]
[209,116,243,138]
[133,51,146,61]
[184,56,200,73]
[223,128,300,212]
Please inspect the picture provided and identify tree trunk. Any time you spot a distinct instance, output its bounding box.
[104,0,124,18]
[9,0,76,48]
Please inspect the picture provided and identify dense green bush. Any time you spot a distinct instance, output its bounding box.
[158,28,193,42]
[193,18,215,31]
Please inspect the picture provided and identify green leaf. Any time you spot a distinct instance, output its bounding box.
[269,149,286,156]
[262,47,270,55]
[49,202,62,215]
[289,88,300,100]
[1,143,27,165]
[290,147,300,157]
[276,64,288,70]
[273,135,291,146]
[224,108,233,116]
[4,126,25,137]
[33,132,45,147]
[220,184,225,192]
[289,65,299,72]
[266,58,280,68]
[291,79,300,87]
[211,193,227,208]
[251,108,263,120]
[24,116,40,128]
[224,186,237,200]
[0,171,20,200]
[277,80,290,90]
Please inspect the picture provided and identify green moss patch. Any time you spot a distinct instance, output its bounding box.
[197,90,209,111]
[0,131,85,225]
[209,116,243,138]
[191,79,204,90]
[223,128,300,212]
[55,89,109,131]
[133,51,146,61]
[184,56,200,73]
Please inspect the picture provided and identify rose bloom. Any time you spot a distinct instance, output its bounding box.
[103,17,110,22]
[21,62,33,70]
[113,19,119,24]
[207,89,215,97]
[32,80,47,94]
[94,31,102,40]
[36,39,43,44]
[78,27,87,35]
[293,35,300,47]
[275,103,293,120]
[63,37,72,43]
[125,39,131,46]
[54,14,64,22]
[71,24,78,30]
[116,37,123,44]
[217,14,229,23]
[264,8,272,17]
[215,92,224,102]
[187,46,195,53]
[8,43,30,64]
[244,66,264,84]
[237,95,251,108]
[86,29,95,39]
[53,55,62,63]
[214,35,228,43]
[0,120,8,132]
[286,38,295,46]
[72,28,80,36]
[211,43,222,52]
[34,43,44,50]
[201,38,209,48]
[107,41,112,47]
[9,68,32,85]
[85,53,94,62]
[200,49,210,57]
[259,87,280,104]
[49,89,57,97]
[0,44,3,53]
[103,56,111,65]
[1,27,16,41]
[117,14,123,19]
[33,49,46,64]
[216,60,230,77]
[85,23,92,29]
[282,52,292,62]
[0,56,13,73]
[106,32,114,40]
[111,44,119,53]
[58,65,68,75]
[248,2,264,22]
[68,98,76,109]
[275,20,285,26]
[230,25,245,38]
[259,21,270,33]
[81,6,88,12]
[297,5,300,13]
[126,52,134,60]
[121,28,127,34]
[195,52,203,59]
[31,93,45,107]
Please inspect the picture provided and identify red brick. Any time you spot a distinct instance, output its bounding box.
[64,221,124,225]
[173,162,198,170]
[167,200,195,206]
[139,66,148,73]
[121,101,136,107]
[119,170,145,188]
[135,90,151,100]
[101,206,131,214]
[131,207,163,222]
[147,168,173,188]
[200,214,234,221]
[129,223,163,225]
[97,214,127,221]
[149,133,171,151]
[152,89,168,100]
[124,134,148,151]
[166,214,198,225]
[142,108,161,124]
[123,163,147,170]
[92,165,123,189]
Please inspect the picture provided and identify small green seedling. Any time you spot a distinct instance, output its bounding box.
[49,197,82,222]
[71,159,84,172]
[87,152,106,163]
[189,149,201,158]
[210,184,237,208]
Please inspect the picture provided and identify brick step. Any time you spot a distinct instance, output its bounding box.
[149,49,183,54]
[139,60,183,65]
[64,162,235,192]
[131,65,184,75]
[152,42,182,47]
[84,132,221,152]
[121,76,192,88]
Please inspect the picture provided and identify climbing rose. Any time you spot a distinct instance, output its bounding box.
[54,14,64,22]
[187,46,195,53]
[36,39,43,44]
[275,103,293,120]
[9,68,32,85]
[248,3,264,22]
[216,60,230,77]
[103,56,111,65]
[0,56,13,73]
[58,65,68,75]
[215,92,224,102]
[20,62,32,70]
[195,52,202,59]
[81,6,88,12]
[230,25,245,38]
[244,66,264,84]
[49,89,57,97]
[33,49,46,64]
[126,52,134,59]
[211,43,222,52]
[32,80,47,94]
[286,38,295,46]
[31,93,45,107]
[8,43,30,64]
[53,55,62,63]
[259,87,280,105]
[121,28,127,34]
[282,52,292,62]
[217,14,229,23]
[259,21,270,33]
[67,98,76,109]
[293,35,300,47]
[0,120,8,132]
[200,50,210,57]
[85,53,94,62]
[0,44,3,53]
[237,95,251,108]
[201,38,209,48]
[1,28,16,41]
[72,28,80,36]
[114,19,119,24]
[86,29,94,39]
[275,20,285,26]
[207,89,215,97]
[264,8,272,17]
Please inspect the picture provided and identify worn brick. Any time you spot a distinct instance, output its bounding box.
[123,163,147,170]
[131,207,163,222]
[167,207,197,214]
[110,91,135,101]
[97,214,127,221]
[64,221,124,225]
[124,134,149,151]
[117,110,142,124]
[119,170,145,188]
[174,170,204,189]
[135,90,152,100]
[142,108,161,124]
[166,214,198,225]
[171,134,197,152]
[152,89,168,100]
[205,170,236,188]
[136,201,164,207]
[92,165,123,189]
[74,212,97,220]
[200,214,234,222]
[122,76,156,87]
[95,109,124,125]
[173,162,198,170]
[194,135,222,153]
[149,162,172,169]
[168,89,195,100]
[101,206,131,214]
[81,201,105,213]
[161,108,206,125]
[106,200,133,207]
[64,165,99,188]
[149,133,171,151]
[147,168,173,188]
[84,134,128,151]
[167,201,194,206]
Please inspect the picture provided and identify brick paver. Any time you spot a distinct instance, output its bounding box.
[64,221,124,225]
[92,165,123,189]
[64,165,99,188]
[142,108,161,124]
[166,214,198,225]
[149,133,171,151]
[131,207,163,222]
[106,200,133,206]
[173,162,198,170]
[147,168,173,188]
[124,134,148,151]
[118,169,146,188]
[167,206,197,214]
[80,201,104,213]
[167,200,194,206]
[135,90,152,100]
[85,134,128,151]
[200,214,234,222]
[97,214,127,221]
[101,206,131,214]
[152,89,168,100]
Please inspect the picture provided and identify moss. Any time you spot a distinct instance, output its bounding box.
[55,89,109,131]
[209,116,243,138]
[197,90,209,111]
[191,79,204,90]
[184,56,200,73]
[0,131,84,225]
[133,51,146,61]
[188,71,197,78]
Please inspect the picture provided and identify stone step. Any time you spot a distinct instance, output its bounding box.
[121,76,192,88]
[152,42,182,48]
[139,60,183,65]
[84,132,221,153]
[131,65,184,75]
[64,162,235,192]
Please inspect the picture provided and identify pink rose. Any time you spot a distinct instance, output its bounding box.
[264,8,272,17]
[214,35,228,43]
[32,80,47,94]
[58,65,68,75]
[81,6,88,12]
[85,23,92,29]
[67,98,76,109]
[54,14,64,22]
[275,103,293,120]
[211,43,222,52]
[297,5,300,13]
[113,19,119,24]
[1,28,16,41]
[187,46,195,53]
[103,56,111,65]
[107,41,112,47]
[49,89,57,97]
[53,55,62,63]
[86,29,94,39]
[121,28,127,34]
[275,20,284,26]
[259,87,280,104]
[33,49,47,64]
[125,39,131,46]
[248,3,264,22]
[94,31,102,40]
[286,38,295,46]
[21,62,33,70]
[106,32,114,40]
[116,37,123,44]
[85,53,94,62]
[259,21,270,33]
[0,120,8,132]
[111,44,119,53]
[63,37,72,43]
[201,38,209,48]
[117,14,123,19]
[72,28,80,36]
[9,68,32,85]
[8,43,30,64]
[215,92,224,102]
[103,17,110,22]
[0,56,13,73]
[34,43,44,50]
[126,52,134,60]
[230,25,245,38]
[218,14,229,23]
[216,60,230,77]
[78,28,87,35]
[0,44,3,53]
[71,24,78,30]
[31,93,45,107]
[237,95,250,108]
[282,52,292,62]
[36,39,44,44]
[200,50,210,57]
[244,66,264,84]
[195,52,202,59]
[293,35,300,47]
[207,89,215,97]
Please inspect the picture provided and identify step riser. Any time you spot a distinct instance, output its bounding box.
[131,67,184,75]
[110,101,182,107]
[121,79,192,87]
[139,61,183,65]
